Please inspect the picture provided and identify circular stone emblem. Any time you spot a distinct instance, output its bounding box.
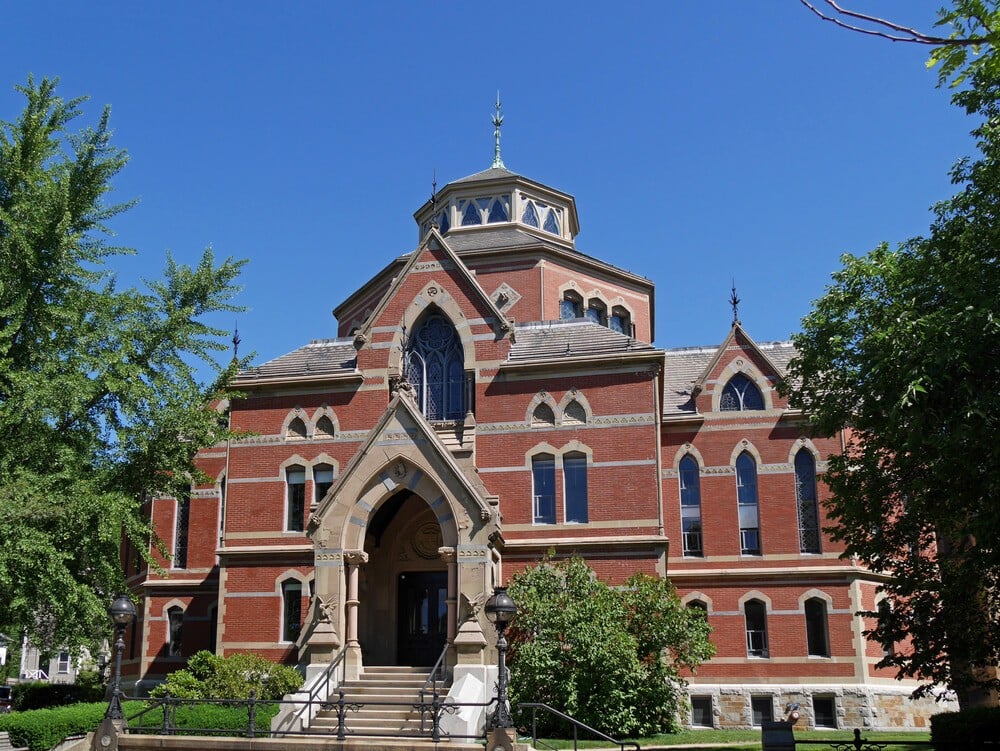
[413,522,443,559]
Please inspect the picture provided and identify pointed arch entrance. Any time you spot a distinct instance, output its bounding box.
[360,489,448,666]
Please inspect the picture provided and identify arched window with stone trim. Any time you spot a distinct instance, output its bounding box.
[315,415,335,438]
[720,373,765,411]
[563,399,586,425]
[736,452,761,555]
[744,599,769,658]
[167,605,184,657]
[314,463,334,504]
[404,312,466,420]
[563,451,588,523]
[285,465,306,531]
[532,453,556,524]
[560,290,583,320]
[805,597,830,657]
[679,455,703,556]
[281,579,303,642]
[286,416,307,440]
[795,449,821,553]
[532,402,555,427]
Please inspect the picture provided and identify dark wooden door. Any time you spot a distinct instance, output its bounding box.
[396,571,448,666]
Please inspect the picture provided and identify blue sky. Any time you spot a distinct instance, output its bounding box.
[0,2,975,375]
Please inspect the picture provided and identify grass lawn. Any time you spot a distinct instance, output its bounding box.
[524,727,932,750]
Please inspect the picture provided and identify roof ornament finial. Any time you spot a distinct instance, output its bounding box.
[491,91,506,169]
[429,169,438,228]
[231,323,241,362]
[729,280,741,326]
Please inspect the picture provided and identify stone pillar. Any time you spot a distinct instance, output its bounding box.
[344,549,368,679]
[440,547,458,644]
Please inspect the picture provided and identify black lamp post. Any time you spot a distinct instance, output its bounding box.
[105,594,137,722]
[484,585,517,729]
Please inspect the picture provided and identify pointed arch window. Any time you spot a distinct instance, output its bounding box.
[286,416,307,441]
[405,313,466,420]
[586,299,607,326]
[173,496,189,569]
[488,196,510,223]
[167,606,184,657]
[437,210,450,234]
[563,399,586,425]
[315,415,335,438]
[286,465,306,532]
[543,208,561,235]
[461,201,481,226]
[521,200,539,227]
[679,455,703,556]
[560,291,583,320]
[314,464,334,504]
[720,373,765,411]
[795,449,821,553]
[610,306,631,335]
[531,402,555,427]
[805,597,830,657]
[736,452,761,555]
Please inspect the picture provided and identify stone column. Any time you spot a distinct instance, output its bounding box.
[344,549,368,679]
[439,547,458,644]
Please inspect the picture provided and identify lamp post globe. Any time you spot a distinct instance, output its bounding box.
[484,586,517,729]
[105,594,137,722]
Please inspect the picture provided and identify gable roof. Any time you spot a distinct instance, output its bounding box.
[691,323,787,395]
[352,228,512,344]
[662,336,797,417]
[311,389,494,527]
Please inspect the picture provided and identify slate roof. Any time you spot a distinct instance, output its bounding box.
[443,226,568,253]
[508,319,657,362]
[661,340,797,416]
[235,338,358,383]
[450,166,519,184]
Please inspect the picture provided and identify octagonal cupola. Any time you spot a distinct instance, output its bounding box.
[413,99,581,248]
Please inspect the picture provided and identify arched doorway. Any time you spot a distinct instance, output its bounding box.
[359,490,446,666]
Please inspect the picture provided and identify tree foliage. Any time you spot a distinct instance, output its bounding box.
[785,56,1000,702]
[506,557,714,738]
[149,651,303,701]
[0,76,245,652]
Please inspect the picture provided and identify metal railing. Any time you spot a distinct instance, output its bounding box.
[125,691,492,742]
[795,731,934,750]
[515,702,640,751]
[417,642,451,731]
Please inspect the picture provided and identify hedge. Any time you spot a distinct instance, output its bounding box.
[930,706,1000,748]
[12,680,105,711]
[0,700,279,751]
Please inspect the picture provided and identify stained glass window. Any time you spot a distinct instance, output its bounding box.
[521,200,539,227]
[404,313,466,420]
[438,210,450,234]
[795,450,821,553]
[173,496,189,569]
[461,201,481,226]
[488,196,509,223]
[544,208,560,235]
[720,373,765,411]
[586,301,606,325]
[560,293,582,319]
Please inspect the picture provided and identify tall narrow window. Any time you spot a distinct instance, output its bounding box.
[679,455,703,556]
[521,200,539,227]
[286,466,306,531]
[167,606,184,657]
[610,306,631,335]
[314,464,334,504]
[586,299,607,326]
[805,598,830,657]
[744,599,769,657]
[56,651,71,674]
[281,580,303,642]
[795,449,821,553]
[720,373,765,411]
[532,454,555,524]
[461,200,481,226]
[404,313,466,420]
[736,452,761,555]
[173,496,189,569]
[564,452,588,523]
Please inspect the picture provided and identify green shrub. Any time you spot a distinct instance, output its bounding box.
[508,556,714,739]
[12,680,105,711]
[128,700,279,734]
[150,650,302,700]
[931,706,1000,748]
[0,700,143,751]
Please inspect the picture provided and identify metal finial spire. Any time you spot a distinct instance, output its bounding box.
[491,91,505,169]
[232,323,241,361]
[429,169,438,228]
[729,280,741,326]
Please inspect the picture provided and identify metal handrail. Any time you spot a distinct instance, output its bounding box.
[515,702,640,751]
[417,643,451,731]
[282,646,348,731]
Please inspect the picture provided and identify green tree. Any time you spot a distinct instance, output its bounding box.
[506,557,714,738]
[0,76,245,653]
[785,55,1000,705]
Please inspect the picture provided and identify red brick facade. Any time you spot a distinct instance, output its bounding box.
[125,164,947,729]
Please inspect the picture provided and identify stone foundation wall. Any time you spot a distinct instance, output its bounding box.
[685,685,956,731]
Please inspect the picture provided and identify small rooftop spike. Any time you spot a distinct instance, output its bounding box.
[429,169,438,227]
[491,92,506,169]
[730,280,741,326]
[232,323,241,362]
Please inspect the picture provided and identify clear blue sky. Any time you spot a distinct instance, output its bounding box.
[0,2,974,375]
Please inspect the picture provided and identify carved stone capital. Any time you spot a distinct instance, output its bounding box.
[438,546,457,564]
[344,550,369,565]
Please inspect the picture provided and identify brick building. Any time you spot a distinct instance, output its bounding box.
[124,157,949,730]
